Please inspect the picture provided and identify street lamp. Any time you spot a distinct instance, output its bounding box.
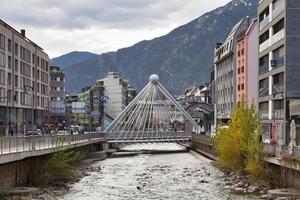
[0,95,11,136]
[24,85,34,133]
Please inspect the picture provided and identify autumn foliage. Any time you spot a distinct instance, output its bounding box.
[215,101,264,176]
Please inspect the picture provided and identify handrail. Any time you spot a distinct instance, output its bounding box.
[0,133,105,156]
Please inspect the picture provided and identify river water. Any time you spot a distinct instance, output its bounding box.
[63,143,257,200]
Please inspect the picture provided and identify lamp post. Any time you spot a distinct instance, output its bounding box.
[0,95,11,136]
[24,85,34,132]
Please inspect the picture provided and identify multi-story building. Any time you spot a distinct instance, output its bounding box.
[89,84,105,130]
[258,0,300,144]
[177,85,213,135]
[96,72,135,119]
[49,66,66,122]
[214,17,251,126]
[236,19,259,105]
[0,19,50,135]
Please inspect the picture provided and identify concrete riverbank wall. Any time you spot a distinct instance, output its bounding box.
[190,134,300,190]
[0,141,109,192]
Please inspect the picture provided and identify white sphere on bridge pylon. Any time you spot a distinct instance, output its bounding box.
[149,74,159,84]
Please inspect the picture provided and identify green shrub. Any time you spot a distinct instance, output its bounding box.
[29,136,79,186]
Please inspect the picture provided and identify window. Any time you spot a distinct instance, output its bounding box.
[273,19,284,34]
[272,46,285,68]
[15,59,18,71]
[273,72,284,94]
[8,39,11,52]
[14,91,18,103]
[20,61,31,77]
[8,73,11,86]
[259,30,269,44]
[0,70,5,85]
[0,88,5,102]
[0,34,5,50]
[15,43,18,56]
[259,7,269,22]
[15,75,18,87]
[0,52,4,67]
[8,56,11,69]
[259,78,269,97]
[20,46,31,63]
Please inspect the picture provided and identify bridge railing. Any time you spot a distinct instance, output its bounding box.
[0,133,105,155]
[106,131,192,141]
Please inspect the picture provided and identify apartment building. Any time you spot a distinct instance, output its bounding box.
[0,19,50,135]
[236,19,259,105]
[214,17,251,126]
[49,66,66,121]
[258,0,300,144]
[96,72,135,119]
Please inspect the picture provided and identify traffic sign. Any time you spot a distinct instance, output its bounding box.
[100,96,109,103]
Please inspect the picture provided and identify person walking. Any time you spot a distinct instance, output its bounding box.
[9,128,14,136]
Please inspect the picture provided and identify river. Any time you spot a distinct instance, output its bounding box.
[63,143,258,200]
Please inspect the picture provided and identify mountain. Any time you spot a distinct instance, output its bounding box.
[50,51,97,69]
[63,0,259,94]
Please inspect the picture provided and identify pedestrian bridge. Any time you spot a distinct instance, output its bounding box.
[104,74,199,144]
[107,131,191,144]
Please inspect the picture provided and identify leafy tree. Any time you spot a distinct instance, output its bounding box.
[215,101,263,176]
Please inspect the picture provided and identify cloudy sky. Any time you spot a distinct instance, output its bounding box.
[1,0,231,58]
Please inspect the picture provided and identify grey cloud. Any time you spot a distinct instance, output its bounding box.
[1,0,190,29]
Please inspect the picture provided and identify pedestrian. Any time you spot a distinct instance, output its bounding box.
[9,129,14,136]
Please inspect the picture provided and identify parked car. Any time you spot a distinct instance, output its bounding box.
[56,130,69,136]
[26,129,42,136]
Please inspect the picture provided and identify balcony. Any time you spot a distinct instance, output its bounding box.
[272,3,285,19]
[273,84,284,94]
[271,57,284,70]
[259,39,270,52]
[259,63,269,75]
[260,16,270,30]
[260,110,269,119]
[273,109,284,119]
[272,29,285,45]
[259,87,269,97]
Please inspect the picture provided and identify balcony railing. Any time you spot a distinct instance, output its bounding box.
[273,109,284,119]
[259,63,269,75]
[259,39,270,52]
[272,29,285,45]
[260,16,270,30]
[271,57,285,70]
[260,110,269,119]
[273,84,284,94]
[259,87,269,97]
[272,3,285,19]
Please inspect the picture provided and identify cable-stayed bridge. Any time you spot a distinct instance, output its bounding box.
[105,74,200,144]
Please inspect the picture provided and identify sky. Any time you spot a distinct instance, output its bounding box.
[1,0,231,58]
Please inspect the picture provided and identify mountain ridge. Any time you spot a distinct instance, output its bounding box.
[50,51,98,69]
[59,0,259,94]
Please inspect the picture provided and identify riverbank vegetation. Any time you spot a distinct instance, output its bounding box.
[29,137,79,186]
[214,101,264,177]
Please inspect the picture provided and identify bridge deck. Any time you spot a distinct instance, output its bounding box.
[106,132,191,144]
